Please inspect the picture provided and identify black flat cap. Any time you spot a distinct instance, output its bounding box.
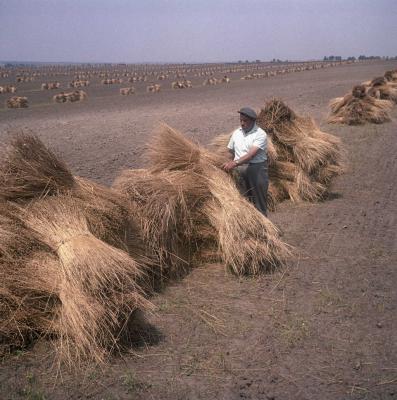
[238,107,257,120]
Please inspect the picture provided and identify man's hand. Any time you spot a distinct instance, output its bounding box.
[222,160,238,171]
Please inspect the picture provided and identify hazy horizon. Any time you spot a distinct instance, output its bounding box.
[1,0,396,64]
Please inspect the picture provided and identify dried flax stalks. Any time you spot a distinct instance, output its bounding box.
[210,100,343,210]
[202,167,289,274]
[364,76,397,104]
[114,124,290,277]
[113,168,207,285]
[327,84,393,125]
[21,197,151,366]
[0,133,152,365]
[0,204,59,355]
[0,134,75,201]
[258,100,344,208]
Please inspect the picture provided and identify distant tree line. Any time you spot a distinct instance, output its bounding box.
[323,55,397,61]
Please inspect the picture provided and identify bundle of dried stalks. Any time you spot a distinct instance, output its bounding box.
[0,203,58,355]
[73,176,143,255]
[384,70,397,82]
[142,124,289,275]
[366,81,397,104]
[19,196,152,366]
[0,203,37,260]
[0,251,60,356]
[6,96,28,109]
[257,99,343,208]
[113,168,208,285]
[146,124,202,173]
[258,100,298,141]
[370,77,387,87]
[0,135,154,363]
[328,85,393,125]
[201,167,290,275]
[208,133,233,165]
[0,133,143,256]
[0,134,75,202]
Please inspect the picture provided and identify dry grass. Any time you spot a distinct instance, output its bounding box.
[384,69,397,82]
[255,99,344,208]
[18,196,152,366]
[328,85,393,125]
[113,168,208,285]
[0,134,154,365]
[146,124,202,173]
[0,133,75,202]
[6,96,28,108]
[0,133,142,253]
[201,167,290,275]
[132,123,289,275]
[73,176,143,255]
[367,84,397,104]
[0,202,57,356]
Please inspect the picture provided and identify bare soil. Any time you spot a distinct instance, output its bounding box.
[0,60,396,400]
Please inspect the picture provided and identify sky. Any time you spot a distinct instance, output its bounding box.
[0,0,396,63]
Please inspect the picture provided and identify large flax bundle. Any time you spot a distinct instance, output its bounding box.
[327,85,393,125]
[0,135,153,364]
[113,168,208,284]
[0,133,141,254]
[206,99,342,209]
[20,196,152,365]
[138,124,289,275]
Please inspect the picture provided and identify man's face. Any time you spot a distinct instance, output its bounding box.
[240,115,255,132]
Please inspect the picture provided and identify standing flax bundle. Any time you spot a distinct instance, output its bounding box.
[256,99,344,207]
[327,85,393,125]
[134,123,289,275]
[0,133,140,255]
[0,134,153,364]
[208,100,343,210]
[363,76,397,104]
[21,196,152,366]
[112,168,209,286]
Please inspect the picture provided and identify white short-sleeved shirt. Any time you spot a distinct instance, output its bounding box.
[227,124,267,163]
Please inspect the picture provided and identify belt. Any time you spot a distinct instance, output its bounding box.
[248,161,267,165]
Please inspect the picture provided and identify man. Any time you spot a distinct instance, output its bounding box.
[222,107,268,216]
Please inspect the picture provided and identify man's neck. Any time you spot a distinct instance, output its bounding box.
[242,123,256,134]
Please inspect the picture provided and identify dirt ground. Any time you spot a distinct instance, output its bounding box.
[0,60,396,399]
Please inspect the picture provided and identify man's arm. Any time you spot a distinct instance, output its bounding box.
[222,146,259,171]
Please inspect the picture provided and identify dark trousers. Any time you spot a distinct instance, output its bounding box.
[236,162,269,216]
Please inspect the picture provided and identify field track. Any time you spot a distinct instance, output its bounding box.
[0,60,396,399]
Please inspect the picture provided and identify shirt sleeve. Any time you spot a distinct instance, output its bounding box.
[227,132,235,150]
[252,129,266,150]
